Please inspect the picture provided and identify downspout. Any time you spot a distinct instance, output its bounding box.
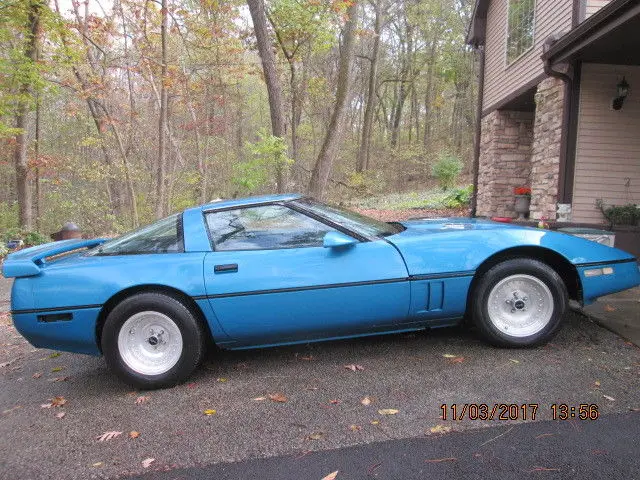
[470,44,485,218]
[543,40,574,206]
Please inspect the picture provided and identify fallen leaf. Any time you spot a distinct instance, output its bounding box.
[97,431,122,442]
[92,462,103,467]
[378,409,399,415]
[299,355,314,361]
[2,405,22,415]
[321,471,338,480]
[48,352,61,358]
[449,356,465,364]
[187,383,197,389]
[142,458,155,469]
[429,425,452,434]
[603,395,615,402]
[49,376,69,382]
[307,432,324,440]
[329,399,341,405]
[268,393,288,403]
[253,396,267,401]
[604,304,616,312]
[41,396,67,409]
[509,359,520,364]
[203,409,217,415]
[361,396,372,406]
[306,386,319,391]
[593,381,601,388]
[629,407,640,412]
[55,412,66,419]
[344,364,364,372]
[425,457,457,463]
[135,396,149,405]
[442,354,457,359]
[51,366,65,373]
[32,372,42,379]
[217,377,228,383]
[129,431,140,439]
[349,424,362,432]
[370,420,380,425]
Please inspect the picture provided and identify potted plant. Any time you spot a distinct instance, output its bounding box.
[514,187,531,220]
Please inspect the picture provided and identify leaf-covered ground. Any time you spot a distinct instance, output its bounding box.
[1,275,639,479]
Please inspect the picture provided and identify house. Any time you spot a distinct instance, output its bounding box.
[466,0,640,255]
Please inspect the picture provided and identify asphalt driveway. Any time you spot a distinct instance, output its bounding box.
[1,276,639,480]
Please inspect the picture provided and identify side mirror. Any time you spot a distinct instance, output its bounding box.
[323,231,358,249]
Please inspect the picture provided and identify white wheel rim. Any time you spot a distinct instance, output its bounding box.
[117,311,183,376]
[487,274,554,338]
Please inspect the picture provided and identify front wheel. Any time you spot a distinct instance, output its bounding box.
[101,293,206,389]
[472,258,568,347]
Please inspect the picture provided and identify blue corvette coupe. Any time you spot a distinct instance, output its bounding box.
[3,194,640,389]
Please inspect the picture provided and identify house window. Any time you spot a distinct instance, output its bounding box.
[507,0,535,64]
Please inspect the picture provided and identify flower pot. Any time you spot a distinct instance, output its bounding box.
[514,195,531,220]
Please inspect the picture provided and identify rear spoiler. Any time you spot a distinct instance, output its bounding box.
[1,238,106,278]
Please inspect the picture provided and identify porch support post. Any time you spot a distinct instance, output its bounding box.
[529,77,567,221]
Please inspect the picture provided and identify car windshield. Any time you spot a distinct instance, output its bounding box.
[291,198,404,239]
[88,213,184,255]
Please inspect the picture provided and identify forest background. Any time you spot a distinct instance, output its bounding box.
[0,0,476,239]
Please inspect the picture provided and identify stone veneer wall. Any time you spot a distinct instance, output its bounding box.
[529,77,565,220]
[476,110,534,218]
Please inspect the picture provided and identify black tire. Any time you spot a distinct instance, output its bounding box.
[101,292,205,389]
[472,258,567,347]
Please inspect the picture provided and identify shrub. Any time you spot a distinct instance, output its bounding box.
[1,228,50,247]
[432,153,463,191]
[596,200,640,226]
[442,185,474,208]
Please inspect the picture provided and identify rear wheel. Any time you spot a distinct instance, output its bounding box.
[472,258,567,347]
[102,293,205,389]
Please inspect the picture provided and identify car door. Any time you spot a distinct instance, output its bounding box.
[202,204,410,346]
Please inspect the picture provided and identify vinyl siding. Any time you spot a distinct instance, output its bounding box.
[572,63,640,223]
[584,0,612,19]
[483,0,573,112]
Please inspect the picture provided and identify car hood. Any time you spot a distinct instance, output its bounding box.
[397,217,523,235]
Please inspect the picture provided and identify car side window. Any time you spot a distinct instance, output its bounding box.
[89,214,184,255]
[205,205,338,251]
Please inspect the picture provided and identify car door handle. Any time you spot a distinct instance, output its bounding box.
[214,263,238,273]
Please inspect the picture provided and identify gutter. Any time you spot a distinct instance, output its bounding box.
[470,45,485,218]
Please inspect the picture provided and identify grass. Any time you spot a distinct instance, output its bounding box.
[350,187,467,211]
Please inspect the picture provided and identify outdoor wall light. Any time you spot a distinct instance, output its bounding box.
[612,77,630,110]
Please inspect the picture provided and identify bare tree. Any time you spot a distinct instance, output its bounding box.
[308,1,359,199]
[247,0,287,192]
[357,0,384,173]
[156,0,169,218]
[13,0,42,229]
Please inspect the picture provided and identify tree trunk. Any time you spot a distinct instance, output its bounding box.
[156,0,169,218]
[356,0,382,173]
[422,39,438,149]
[13,0,42,230]
[247,0,287,192]
[308,1,359,199]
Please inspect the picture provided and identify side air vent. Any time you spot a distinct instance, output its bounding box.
[37,313,73,323]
